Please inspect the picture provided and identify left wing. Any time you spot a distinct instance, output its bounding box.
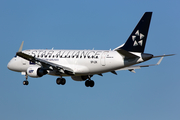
[16,51,74,75]
[16,41,74,75]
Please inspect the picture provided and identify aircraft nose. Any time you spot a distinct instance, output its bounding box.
[7,60,13,70]
[7,58,17,71]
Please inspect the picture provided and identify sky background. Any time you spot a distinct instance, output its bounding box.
[0,0,179,120]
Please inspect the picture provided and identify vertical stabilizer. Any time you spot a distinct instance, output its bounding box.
[119,12,152,53]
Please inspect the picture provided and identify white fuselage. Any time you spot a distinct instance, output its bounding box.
[8,49,144,76]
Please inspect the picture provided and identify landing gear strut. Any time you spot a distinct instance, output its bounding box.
[23,73,29,85]
[56,77,66,85]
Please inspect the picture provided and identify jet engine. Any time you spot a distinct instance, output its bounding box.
[27,66,48,78]
[71,76,88,81]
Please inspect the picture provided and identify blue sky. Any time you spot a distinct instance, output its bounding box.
[0,0,179,120]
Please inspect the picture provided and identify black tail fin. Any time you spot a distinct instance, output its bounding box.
[120,12,152,53]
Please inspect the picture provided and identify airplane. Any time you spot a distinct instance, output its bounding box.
[7,12,174,87]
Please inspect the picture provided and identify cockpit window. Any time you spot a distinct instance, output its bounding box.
[14,55,17,58]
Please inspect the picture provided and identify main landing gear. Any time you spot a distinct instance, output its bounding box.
[85,80,95,87]
[85,76,95,87]
[56,77,66,85]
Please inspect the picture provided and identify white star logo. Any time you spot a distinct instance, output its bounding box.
[132,30,144,46]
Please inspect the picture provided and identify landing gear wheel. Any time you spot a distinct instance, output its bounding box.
[85,80,90,87]
[23,81,29,85]
[61,78,66,85]
[56,78,61,85]
[89,80,94,87]
[85,80,94,87]
[56,78,66,85]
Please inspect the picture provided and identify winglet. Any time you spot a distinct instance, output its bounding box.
[18,41,24,52]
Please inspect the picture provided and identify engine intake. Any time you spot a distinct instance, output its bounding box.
[27,66,47,78]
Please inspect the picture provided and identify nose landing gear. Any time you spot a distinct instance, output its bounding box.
[23,73,29,85]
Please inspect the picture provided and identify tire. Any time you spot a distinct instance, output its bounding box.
[89,80,94,87]
[23,81,29,85]
[23,81,26,85]
[85,80,90,87]
[61,78,66,85]
[56,78,61,85]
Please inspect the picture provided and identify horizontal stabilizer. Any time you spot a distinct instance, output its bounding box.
[153,54,175,58]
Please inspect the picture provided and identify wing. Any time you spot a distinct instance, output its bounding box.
[117,56,164,73]
[16,51,74,75]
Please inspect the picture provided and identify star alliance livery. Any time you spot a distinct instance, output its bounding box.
[7,12,174,87]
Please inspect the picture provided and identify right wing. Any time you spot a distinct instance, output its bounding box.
[119,56,164,73]
[153,54,175,58]
[117,54,175,73]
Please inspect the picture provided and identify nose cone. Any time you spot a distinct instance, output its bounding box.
[7,58,20,71]
[7,59,14,70]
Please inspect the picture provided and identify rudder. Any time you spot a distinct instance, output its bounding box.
[119,12,152,53]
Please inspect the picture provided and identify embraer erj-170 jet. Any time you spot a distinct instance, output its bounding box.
[7,12,174,87]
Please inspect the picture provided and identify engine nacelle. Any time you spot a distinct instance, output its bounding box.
[71,76,88,81]
[27,66,47,78]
